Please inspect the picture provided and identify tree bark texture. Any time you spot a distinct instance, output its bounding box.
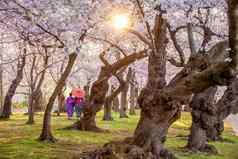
[56,90,65,116]
[132,15,173,158]
[187,87,218,153]
[0,53,3,114]
[228,0,238,70]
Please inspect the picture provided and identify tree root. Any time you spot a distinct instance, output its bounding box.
[0,116,10,120]
[186,144,218,154]
[76,139,177,159]
[63,121,108,133]
[120,115,129,118]
[38,133,58,143]
[26,120,35,125]
[102,116,114,121]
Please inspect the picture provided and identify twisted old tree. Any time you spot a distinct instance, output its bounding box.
[84,6,236,157]
[187,0,238,153]
[69,49,147,131]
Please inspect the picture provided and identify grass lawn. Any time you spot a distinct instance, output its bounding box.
[0,111,237,159]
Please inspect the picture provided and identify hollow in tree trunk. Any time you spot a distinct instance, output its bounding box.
[39,53,77,142]
[0,52,26,119]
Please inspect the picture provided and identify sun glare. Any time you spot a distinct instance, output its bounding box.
[112,14,129,30]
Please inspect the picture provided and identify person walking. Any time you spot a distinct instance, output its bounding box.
[66,93,75,120]
[74,97,84,119]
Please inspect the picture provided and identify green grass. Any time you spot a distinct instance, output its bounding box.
[0,111,237,159]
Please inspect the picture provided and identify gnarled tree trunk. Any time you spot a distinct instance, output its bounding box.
[86,13,234,159]
[39,53,77,142]
[208,78,238,141]
[0,52,26,119]
[187,87,218,153]
[131,15,172,158]
[70,50,147,131]
[186,1,238,153]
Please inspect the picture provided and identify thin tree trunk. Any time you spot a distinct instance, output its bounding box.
[120,87,128,118]
[111,85,119,112]
[35,89,43,112]
[103,98,113,121]
[57,90,65,116]
[27,55,49,124]
[113,96,119,112]
[103,86,114,121]
[0,52,3,114]
[103,81,125,121]
[135,86,140,109]
[129,70,136,115]
[39,53,77,142]
[0,52,26,119]
[120,68,132,118]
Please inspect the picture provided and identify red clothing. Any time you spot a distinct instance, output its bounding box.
[75,97,83,106]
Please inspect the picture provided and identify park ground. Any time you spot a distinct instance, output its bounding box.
[0,112,238,159]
